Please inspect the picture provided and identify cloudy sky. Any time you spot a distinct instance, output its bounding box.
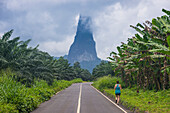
[0,0,169,60]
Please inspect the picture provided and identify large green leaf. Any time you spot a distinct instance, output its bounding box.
[117,46,124,57]
[149,55,166,59]
[8,37,20,44]
[135,40,147,46]
[162,9,170,16]
[135,33,143,41]
[136,23,144,29]
[149,49,170,55]
[135,40,169,50]
[110,51,117,56]
[152,18,161,29]
[107,57,114,61]
[130,25,145,36]
[148,40,169,50]
[124,44,139,51]
[125,55,139,61]
[151,37,166,45]
[167,35,170,49]
[2,29,13,41]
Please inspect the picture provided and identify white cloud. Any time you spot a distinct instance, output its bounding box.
[12,10,60,43]
[93,0,170,60]
[75,14,80,26]
[0,33,3,38]
[3,0,99,11]
[0,21,8,31]
[39,34,75,56]
[0,0,169,60]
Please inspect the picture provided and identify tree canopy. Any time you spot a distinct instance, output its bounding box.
[108,9,170,90]
[0,30,92,85]
[92,61,114,80]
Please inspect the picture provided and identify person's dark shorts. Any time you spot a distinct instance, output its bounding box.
[115,93,121,96]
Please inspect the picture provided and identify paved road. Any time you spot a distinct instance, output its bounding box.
[32,83,126,113]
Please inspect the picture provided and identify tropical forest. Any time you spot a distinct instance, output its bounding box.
[0,8,170,113]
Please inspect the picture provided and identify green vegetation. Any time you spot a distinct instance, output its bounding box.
[0,17,90,113]
[108,9,170,90]
[92,76,123,91]
[0,30,91,85]
[92,61,114,80]
[73,62,91,81]
[0,8,169,113]
[91,9,170,113]
[105,89,170,113]
[93,76,170,113]
[0,69,82,113]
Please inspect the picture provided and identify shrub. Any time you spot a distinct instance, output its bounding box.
[93,76,124,91]
[0,70,83,113]
[0,103,18,113]
[70,78,83,83]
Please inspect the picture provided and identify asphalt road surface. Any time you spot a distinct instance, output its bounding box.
[31,83,127,113]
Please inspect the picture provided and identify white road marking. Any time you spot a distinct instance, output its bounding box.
[91,85,127,113]
[77,83,82,113]
[55,91,61,95]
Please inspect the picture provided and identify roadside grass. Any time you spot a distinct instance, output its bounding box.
[92,76,125,92]
[105,88,170,113]
[0,70,83,113]
[93,76,170,113]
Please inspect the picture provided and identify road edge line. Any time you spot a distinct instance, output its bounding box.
[55,91,61,95]
[90,84,127,113]
[77,83,82,113]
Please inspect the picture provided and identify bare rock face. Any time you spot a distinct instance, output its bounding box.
[67,15,101,72]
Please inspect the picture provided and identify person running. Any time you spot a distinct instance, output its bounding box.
[114,81,122,105]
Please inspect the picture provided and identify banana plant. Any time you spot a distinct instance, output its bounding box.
[108,9,170,90]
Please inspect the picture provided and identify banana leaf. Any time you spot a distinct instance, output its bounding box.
[149,49,170,55]
[162,9,170,16]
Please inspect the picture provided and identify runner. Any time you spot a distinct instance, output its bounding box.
[114,81,122,105]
